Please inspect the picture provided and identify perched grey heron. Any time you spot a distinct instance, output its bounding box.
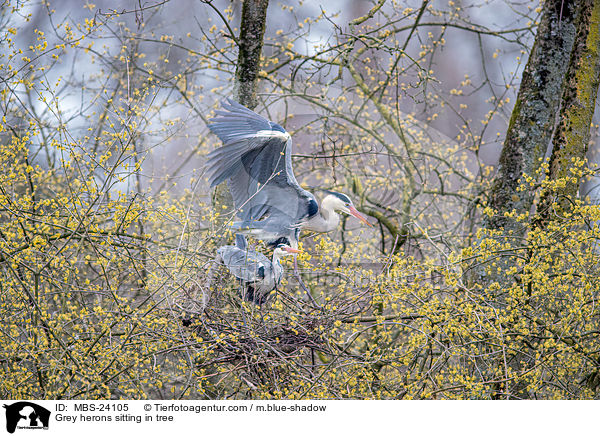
[205,98,371,249]
[217,242,300,305]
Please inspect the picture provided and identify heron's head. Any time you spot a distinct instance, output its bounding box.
[322,190,372,227]
[274,243,301,257]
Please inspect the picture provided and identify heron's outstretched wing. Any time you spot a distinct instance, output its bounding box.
[205,99,318,236]
[206,98,291,187]
[217,245,269,283]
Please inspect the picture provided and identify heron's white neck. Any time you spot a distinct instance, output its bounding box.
[271,252,285,281]
[272,251,283,265]
[304,196,340,233]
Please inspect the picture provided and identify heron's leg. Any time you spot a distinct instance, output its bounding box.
[239,286,249,327]
[293,255,319,306]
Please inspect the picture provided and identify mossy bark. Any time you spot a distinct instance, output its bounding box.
[486,0,579,233]
[479,0,595,399]
[213,0,269,229]
[536,0,600,225]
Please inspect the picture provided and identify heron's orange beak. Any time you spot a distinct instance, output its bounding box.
[348,205,373,227]
[284,247,301,254]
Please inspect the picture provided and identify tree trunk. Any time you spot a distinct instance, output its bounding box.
[486,0,579,233]
[234,0,269,110]
[479,0,595,399]
[213,0,270,230]
[536,0,600,225]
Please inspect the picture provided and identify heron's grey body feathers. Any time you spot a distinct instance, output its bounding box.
[217,245,284,305]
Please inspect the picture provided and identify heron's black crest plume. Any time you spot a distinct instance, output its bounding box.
[322,190,351,204]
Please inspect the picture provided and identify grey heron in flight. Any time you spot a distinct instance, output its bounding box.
[205,98,371,248]
[217,242,301,305]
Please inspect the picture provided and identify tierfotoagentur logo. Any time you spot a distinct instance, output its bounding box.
[2,402,50,434]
